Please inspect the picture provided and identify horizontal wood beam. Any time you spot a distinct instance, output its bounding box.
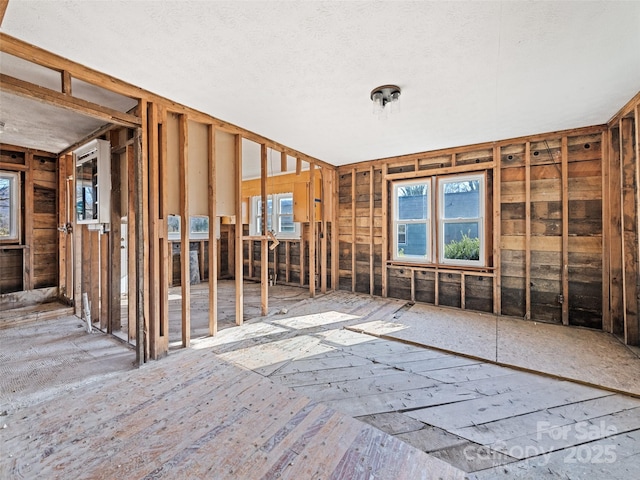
[0,0,8,27]
[0,73,141,128]
[340,124,607,171]
[0,33,333,170]
[384,161,493,180]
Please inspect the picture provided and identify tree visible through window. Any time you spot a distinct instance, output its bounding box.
[0,171,19,242]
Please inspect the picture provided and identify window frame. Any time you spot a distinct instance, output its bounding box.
[250,192,300,239]
[0,171,21,243]
[391,179,431,262]
[390,173,486,267]
[437,173,485,267]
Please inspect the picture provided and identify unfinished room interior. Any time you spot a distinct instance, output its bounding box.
[1,1,639,478]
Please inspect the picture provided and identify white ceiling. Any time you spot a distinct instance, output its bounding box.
[1,1,639,166]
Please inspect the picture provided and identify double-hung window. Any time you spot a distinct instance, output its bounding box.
[391,173,485,267]
[392,180,430,261]
[250,193,300,238]
[438,174,484,266]
[0,171,20,242]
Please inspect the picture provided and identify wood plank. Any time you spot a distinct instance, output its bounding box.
[23,152,34,290]
[261,143,268,315]
[127,145,137,342]
[134,125,145,364]
[179,114,190,347]
[331,170,339,290]
[561,136,569,325]
[621,117,639,345]
[493,146,501,315]
[208,125,217,336]
[351,168,356,292]
[369,166,375,295]
[309,164,316,297]
[109,134,122,333]
[235,134,244,325]
[0,73,141,128]
[601,131,611,333]
[148,103,161,358]
[609,126,624,336]
[525,142,531,319]
[381,164,388,297]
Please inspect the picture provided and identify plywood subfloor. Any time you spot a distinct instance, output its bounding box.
[195,291,640,478]
[0,315,464,480]
[347,302,640,397]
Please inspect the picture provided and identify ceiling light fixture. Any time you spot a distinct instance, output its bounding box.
[370,85,401,116]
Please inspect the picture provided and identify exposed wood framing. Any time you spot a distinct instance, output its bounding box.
[493,145,501,315]
[369,166,374,295]
[235,134,244,325]
[309,164,316,297]
[208,125,217,336]
[134,127,145,365]
[0,33,335,172]
[321,167,328,294]
[561,136,569,326]
[525,142,531,320]
[141,105,150,360]
[148,103,162,358]
[621,117,639,345]
[159,107,169,351]
[0,0,8,26]
[261,144,268,315]
[381,164,388,297]
[0,74,141,128]
[331,169,339,290]
[61,70,72,95]
[179,114,190,347]
[281,151,287,172]
[23,152,33,290]
[601,131,611,333]
[127,145,137,342]
[351,168,356,292]
[109,134,122,333]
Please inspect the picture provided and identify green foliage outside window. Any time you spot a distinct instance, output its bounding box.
[444,233,480,261]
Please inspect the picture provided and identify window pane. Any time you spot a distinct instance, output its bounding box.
[190,216,209,233]
[279,197,292,215]
[267,198,273,216]
[397,223,428,257]
[0,177,12,238]
[279,215,294,232]
[443,180,480,218]
[397,184,427,220]
[443,222,480,260]
[397,224,406,244]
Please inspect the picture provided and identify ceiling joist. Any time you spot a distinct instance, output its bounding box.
[0,73,141,128]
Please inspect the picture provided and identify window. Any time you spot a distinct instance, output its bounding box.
[167,215,210,241]
[391,173,485,266]
[250,193,300,238]
[392,180,430,261]
[438,174,484,266]
[0,171,20,242]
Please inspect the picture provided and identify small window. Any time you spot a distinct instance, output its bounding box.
[392,180,430,261]
[0,171,20,242]
[438,174,484,266]
[250,193,300,238]
[167,215,210,241]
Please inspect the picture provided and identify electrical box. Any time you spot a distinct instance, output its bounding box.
[74,139,111,225]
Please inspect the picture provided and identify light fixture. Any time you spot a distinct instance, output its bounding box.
[370,85,401,115]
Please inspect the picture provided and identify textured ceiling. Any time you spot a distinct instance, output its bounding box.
[1,1,639,165]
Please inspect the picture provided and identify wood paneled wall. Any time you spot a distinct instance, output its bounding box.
[0,147,57,296]
[336,124,630,339]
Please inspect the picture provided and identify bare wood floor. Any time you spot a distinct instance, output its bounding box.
[3,288,640,478]
[196,291,640,479]
[0,315,464,479]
